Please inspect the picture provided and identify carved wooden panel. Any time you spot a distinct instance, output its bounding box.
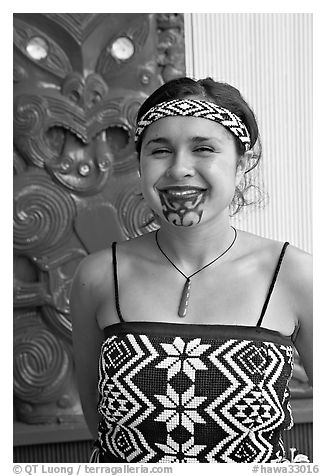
[13,13,185,424]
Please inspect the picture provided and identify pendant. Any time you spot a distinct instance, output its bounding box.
[178,278,191,318]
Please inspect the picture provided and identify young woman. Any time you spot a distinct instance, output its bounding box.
[70,77,312,463]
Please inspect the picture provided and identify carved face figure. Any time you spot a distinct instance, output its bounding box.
[139,116,245,228]
[13,12,187,425]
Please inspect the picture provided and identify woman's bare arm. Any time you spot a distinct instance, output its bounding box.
[70,252,109,439]
[286,246,313,385]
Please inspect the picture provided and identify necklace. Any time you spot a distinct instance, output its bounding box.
[155,227,238,318]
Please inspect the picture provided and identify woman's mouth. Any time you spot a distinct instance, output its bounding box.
[158,186,207,200]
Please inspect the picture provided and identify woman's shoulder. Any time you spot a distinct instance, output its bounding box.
[239,230,312,289]
[73,233,154,286]
[72,246,115,302]
[114,231,157,266]
[280,242,312,293]
[240,229,310,257]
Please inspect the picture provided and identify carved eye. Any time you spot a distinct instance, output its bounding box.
[26,36,49,60]
[110,37,135,61]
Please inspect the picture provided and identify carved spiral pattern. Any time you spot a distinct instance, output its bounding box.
[14,94,50,168]
[14,312,71,403]
[115,185,159,238]
[14,94,47,136]
[13,170,76,255]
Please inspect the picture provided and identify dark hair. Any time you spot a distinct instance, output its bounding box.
[136,77,263,215]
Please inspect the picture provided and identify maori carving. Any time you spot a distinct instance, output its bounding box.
[115,185,159,238]
[13,13,186,426]
[14,311,70,403]
[137,61,158,88]
[13,91,149,191]
[13,17,72,79]
[44,13,105,45]
[62,72,109,110]
[14,94,50,168]
[47,129,113,196]
[14,248,86,313]
[13,62,28,83]
[13,92,115,184]
[13,169,76,256]
[14,277,52,309]
[156,14,186,82]
[104,93,148,175]
[42,306,73,342]
[13,149,27,175]
[14,310,81,424]
[96,15,151,77]
[36,249,87,306]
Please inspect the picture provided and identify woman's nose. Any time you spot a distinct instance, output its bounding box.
[166,151,195,179]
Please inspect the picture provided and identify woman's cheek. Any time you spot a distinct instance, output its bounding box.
[140,173,161,210]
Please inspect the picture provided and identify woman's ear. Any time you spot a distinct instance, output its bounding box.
[235,150,253,186]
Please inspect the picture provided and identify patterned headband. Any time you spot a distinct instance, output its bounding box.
[135,98,251,151]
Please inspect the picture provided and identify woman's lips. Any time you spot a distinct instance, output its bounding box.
[158,186,207,198]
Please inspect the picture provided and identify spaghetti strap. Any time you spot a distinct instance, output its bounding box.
[112,242,124,323]
[257,242,290,327]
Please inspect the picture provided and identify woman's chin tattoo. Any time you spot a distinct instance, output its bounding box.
[158,189,207,227]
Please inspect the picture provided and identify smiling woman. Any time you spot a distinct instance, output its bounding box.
[139,115,247,228]
[136,79,261,217]
[70,77,312,463]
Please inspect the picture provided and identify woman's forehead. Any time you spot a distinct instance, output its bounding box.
[142,115,233,143]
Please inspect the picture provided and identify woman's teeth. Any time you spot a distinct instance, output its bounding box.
[162,188,206,198]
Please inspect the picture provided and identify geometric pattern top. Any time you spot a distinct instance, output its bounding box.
[96,322,294,463]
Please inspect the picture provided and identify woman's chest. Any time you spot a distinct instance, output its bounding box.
[97,258,296,336]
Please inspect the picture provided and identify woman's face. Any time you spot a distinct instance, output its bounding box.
[139,115,245,228]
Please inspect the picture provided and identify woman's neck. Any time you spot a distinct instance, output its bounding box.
[155,215,237,274]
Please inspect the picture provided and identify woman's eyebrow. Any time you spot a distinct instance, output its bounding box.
[191,136,223,145]
[144,136,224,147]
[144,137,170,147]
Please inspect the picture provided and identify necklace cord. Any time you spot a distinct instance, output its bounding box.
[155,227,238,279]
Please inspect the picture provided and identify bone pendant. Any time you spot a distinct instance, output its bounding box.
[178,278,191,318]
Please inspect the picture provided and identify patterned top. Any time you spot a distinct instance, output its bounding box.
[95,241,295,463]
[97,323,293,463]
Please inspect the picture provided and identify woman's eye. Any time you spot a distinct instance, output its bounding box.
[151,149,171,156]
[194,146,215,153]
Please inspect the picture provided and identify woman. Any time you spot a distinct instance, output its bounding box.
[70,77,312,463]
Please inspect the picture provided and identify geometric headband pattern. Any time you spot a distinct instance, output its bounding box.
[135,98,251,151]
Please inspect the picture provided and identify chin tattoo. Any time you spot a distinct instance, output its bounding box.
[158,190,207,227]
